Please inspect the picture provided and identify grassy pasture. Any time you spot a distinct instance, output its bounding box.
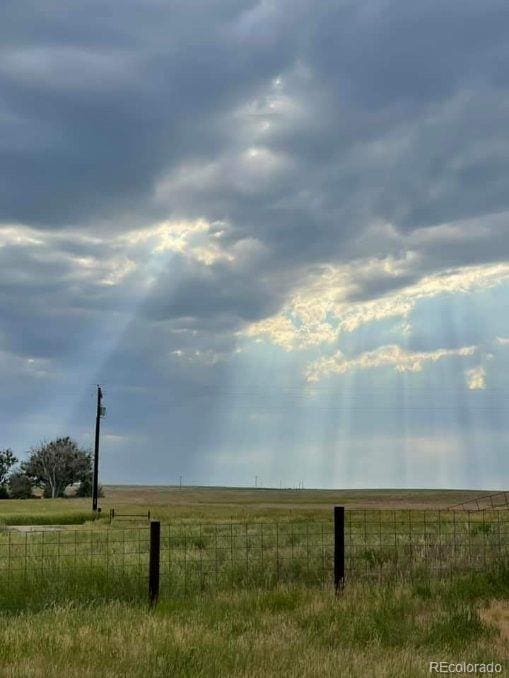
[0,572,507,677]
[0,485,498,525]
[0,487,507,676]
[1,510,506,608]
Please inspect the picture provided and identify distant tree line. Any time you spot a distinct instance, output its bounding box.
[0,437,97,499]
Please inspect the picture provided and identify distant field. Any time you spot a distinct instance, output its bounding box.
[0,486,498,525]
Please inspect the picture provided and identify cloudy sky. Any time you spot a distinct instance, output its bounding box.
[1,0,509,489]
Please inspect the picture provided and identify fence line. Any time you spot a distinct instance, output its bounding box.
[0,508,508,605]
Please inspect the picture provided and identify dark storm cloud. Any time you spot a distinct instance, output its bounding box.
[0,0,506,231]
[139,0,509,274]
[142,257,286,324]
[0,0,297,228]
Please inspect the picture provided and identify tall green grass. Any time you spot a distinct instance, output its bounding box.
[0,511,96,526]
[0,569,507,677]
[1,565,146,612]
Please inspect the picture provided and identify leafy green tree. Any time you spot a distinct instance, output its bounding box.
[0,449,17,485]
[7,472,33,499]
[22,437,92,499]
[0,449,17,498]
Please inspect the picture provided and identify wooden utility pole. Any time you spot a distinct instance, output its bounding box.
[92,385,103,512]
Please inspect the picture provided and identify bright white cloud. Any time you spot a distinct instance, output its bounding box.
[123,219,235,266]
[465,365,487,390]
[305,344,477,383]
[244,260,509,351]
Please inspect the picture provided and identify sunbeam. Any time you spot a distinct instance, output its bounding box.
[0,0,508,491]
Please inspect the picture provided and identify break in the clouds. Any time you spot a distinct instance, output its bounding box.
[1,0,508,489]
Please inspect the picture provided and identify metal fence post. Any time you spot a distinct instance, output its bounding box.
[149,521,161,607]
[334,506,345,591]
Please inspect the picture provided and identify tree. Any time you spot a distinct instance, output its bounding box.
[22,437,92,499]
[0,449,17,486]
[8,472,33,499]
[75,473,103,498]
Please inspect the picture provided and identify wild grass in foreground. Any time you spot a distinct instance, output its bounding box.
[0,567,507,677]
[0,566,146,612]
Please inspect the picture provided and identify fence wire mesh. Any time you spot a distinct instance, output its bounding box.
[159,521,332,594]
[0,509,507,603]
[345,509,509,582]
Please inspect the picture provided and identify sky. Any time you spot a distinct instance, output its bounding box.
[1,0,508,489]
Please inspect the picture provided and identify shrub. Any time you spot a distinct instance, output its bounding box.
[75,474,103,498]
[8,472,33,499]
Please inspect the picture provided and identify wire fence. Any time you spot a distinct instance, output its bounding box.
[346,509,509,582]
[448,491,509,511]
[0,509,508,605]
[0,527,150,578]
[160,521,332,594]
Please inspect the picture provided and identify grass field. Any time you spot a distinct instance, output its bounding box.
[0,485,499,525]
[0,569,508,677]
[0,487,507,676]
